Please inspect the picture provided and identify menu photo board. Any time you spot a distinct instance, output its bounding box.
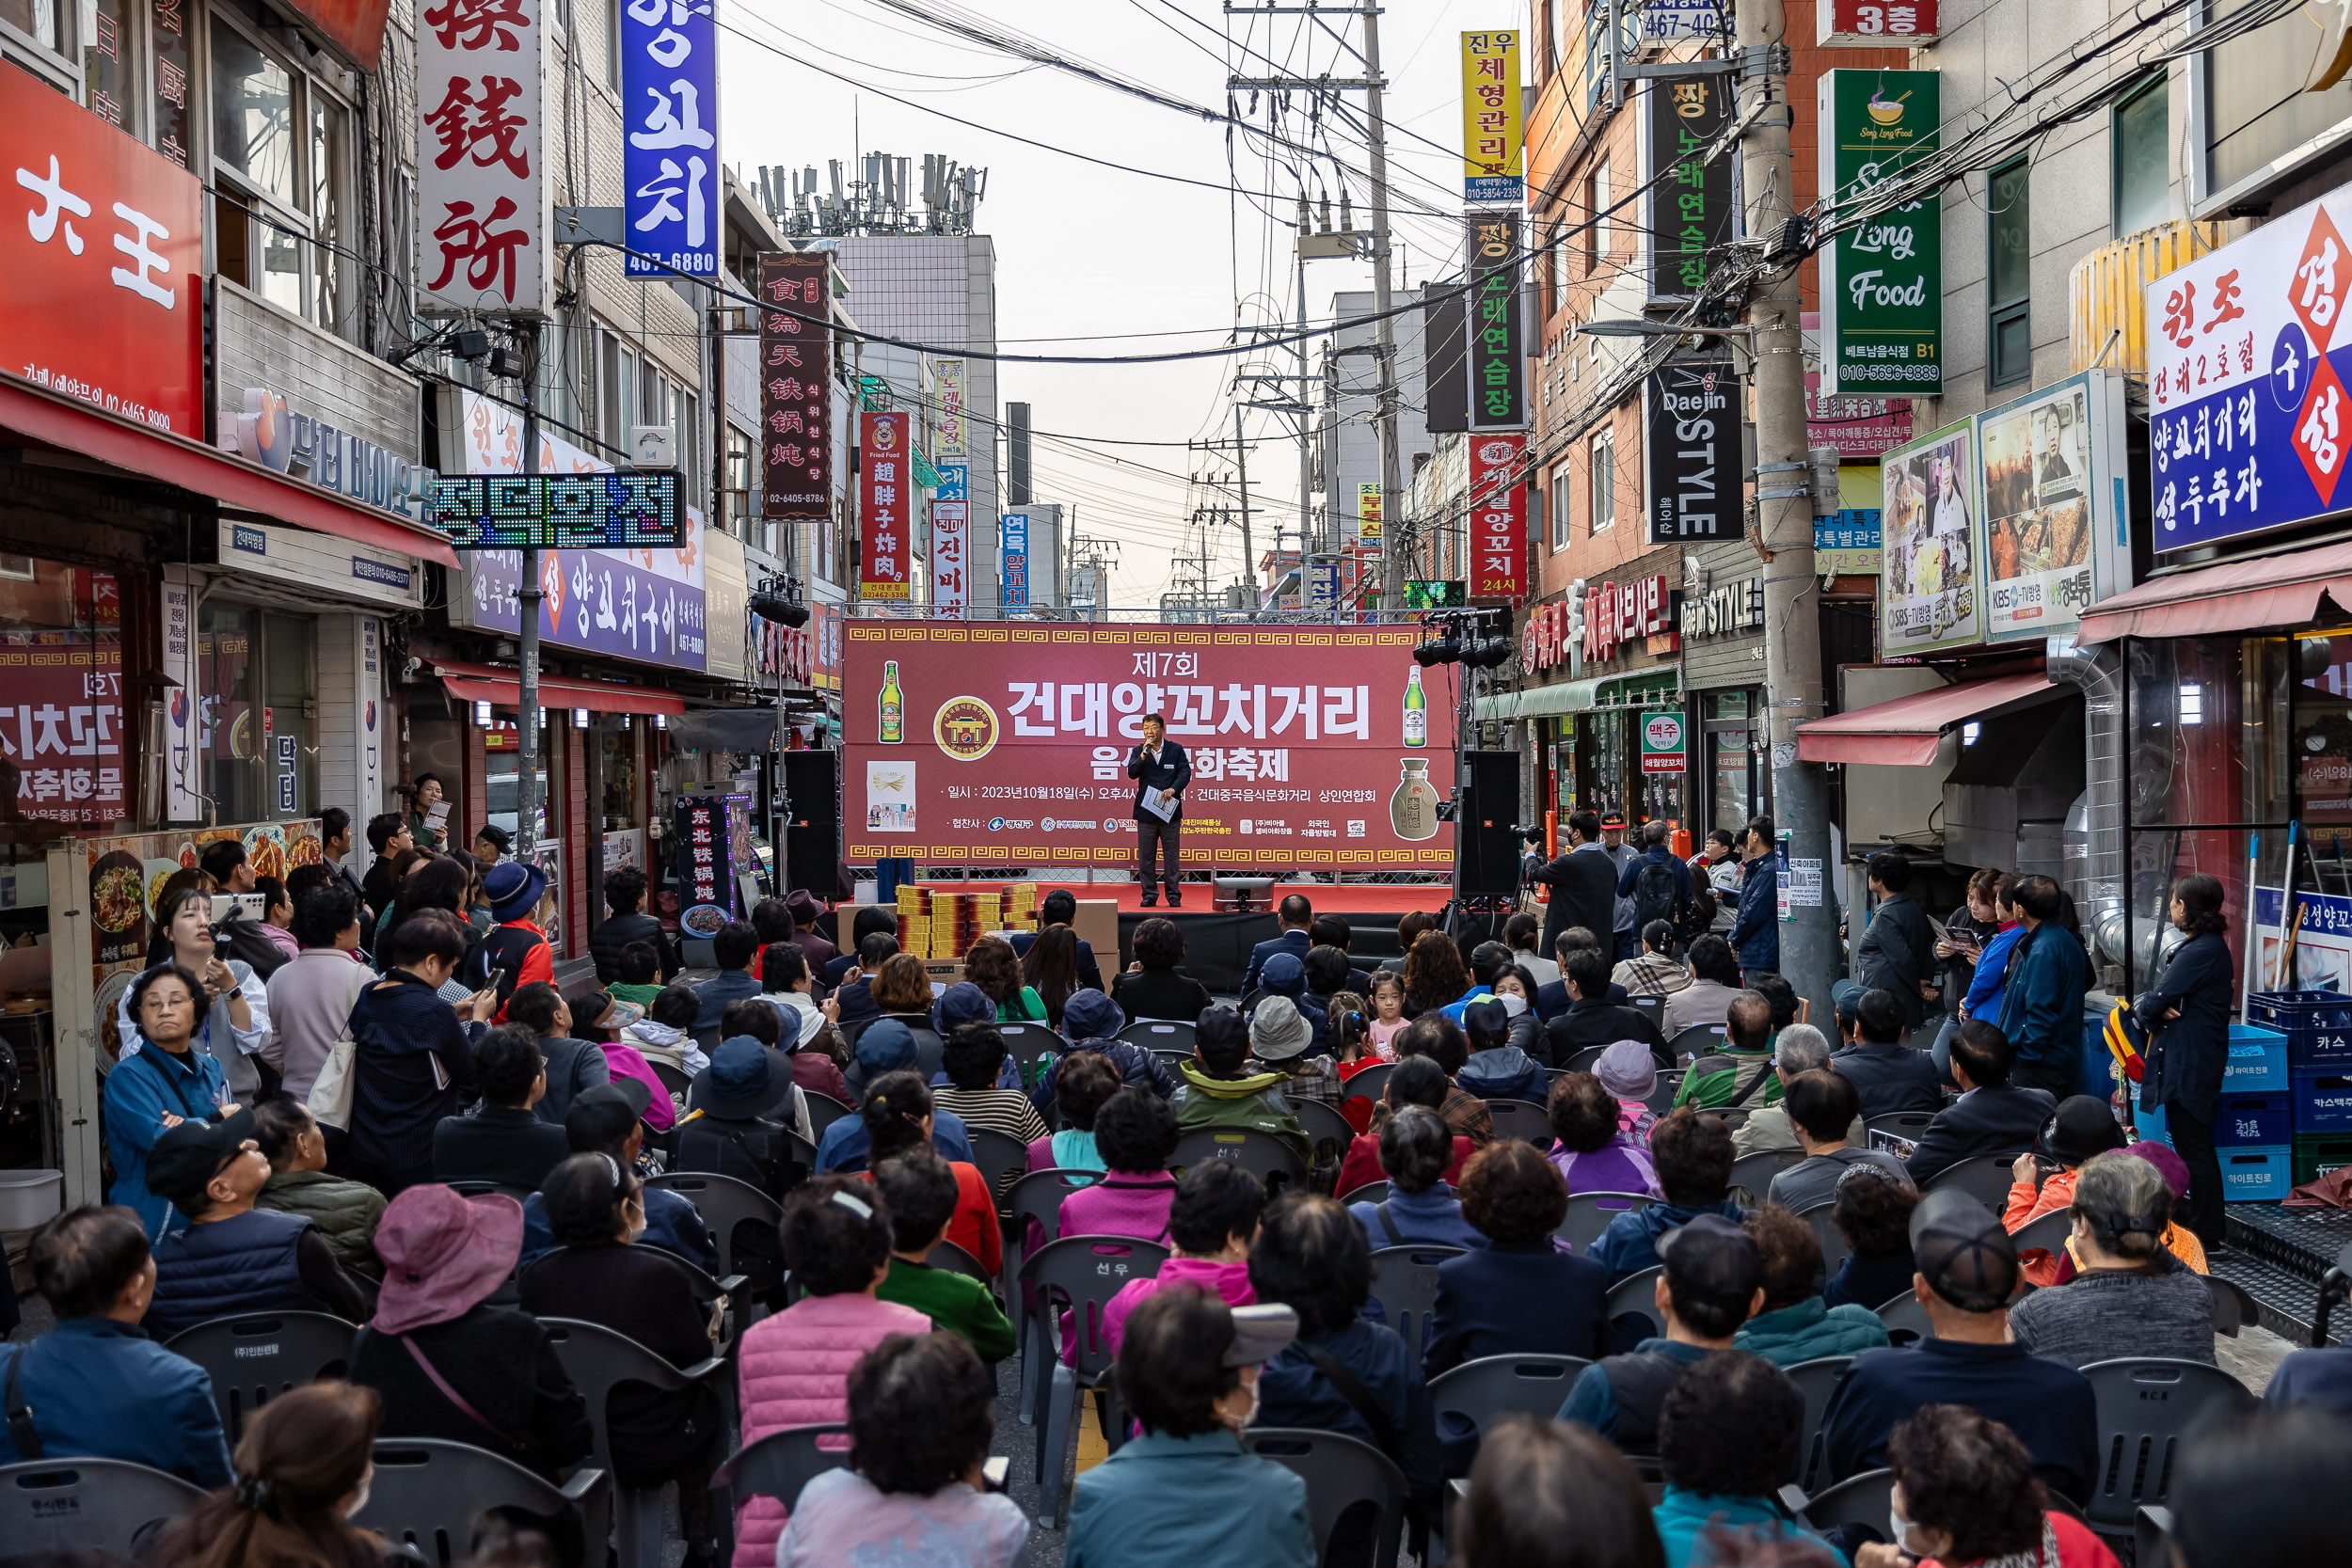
[1879,418,1982,655]
[673,791,735,938]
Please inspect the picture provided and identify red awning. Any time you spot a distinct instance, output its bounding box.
[1794,673,2063,766]
[437,658,685,718]
[0,374,459,569]
[2075,538,2352,643]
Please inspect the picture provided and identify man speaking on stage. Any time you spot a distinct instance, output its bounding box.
[1127,712,1191,908]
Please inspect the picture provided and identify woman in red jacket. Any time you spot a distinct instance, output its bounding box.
[853,1071,1000,1278]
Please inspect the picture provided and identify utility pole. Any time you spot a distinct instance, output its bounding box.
[1739,0,1835,1016]
[516,321,543,860]
[1232,404,1255,606]
[1361,1,1404,618]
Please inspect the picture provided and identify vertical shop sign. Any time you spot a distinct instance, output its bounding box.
[859,410,911,600]
[357,616,382,826]
[1466,212,1528,430]
[673,792,731,920]
[161,565,199,821]
[1644,74,1736,304]
[1820,0,1939,44]
[1470,435,1527,600]
[619,0,718,277]
[1001,513,1031,609]
[1460,31,1523,204]
[1358,482,1384,544]
[1645,358,1740,542]
[932,461,969,614]
[759,251,831,521]
[1640,710,1686,773]
[1818,70,1942,395]
[151,0,193,166]
[932,357,967,458]
[418,0,548,314]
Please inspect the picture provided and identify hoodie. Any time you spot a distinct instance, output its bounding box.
[770,990,829,1048]
[1587,1196,1747,1280]
[1169,1060,1313,1165]
[1732,1296,1892,1368]
[1102,1256,1255,1356]
[1457,1044,1547,1105]
[623,1018,709,1078]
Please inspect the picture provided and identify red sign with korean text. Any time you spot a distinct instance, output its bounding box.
[280,0,394,71]
[0,74,202,436]
[0,569,124,824]
[1582,574,1673,661]
[842,621,1455,869]
[1470,434,1527,600]
[1819,0,1937,43]
[859,412,912,600]
[760,251,832,521]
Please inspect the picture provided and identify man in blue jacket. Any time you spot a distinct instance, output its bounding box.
[1241,893,1315,995]
[1615,821,1695,942]
[0,1204,232,1485]
[1995,875,2090,1099]
[1727,816,1780,974]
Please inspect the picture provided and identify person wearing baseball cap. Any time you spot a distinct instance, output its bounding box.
[1556,1212,1765,1456]
[1816,1189,2099,1504]
[519,1078,721,1277]
[142,1109,374,1339]
[2007,1095,2129,1286]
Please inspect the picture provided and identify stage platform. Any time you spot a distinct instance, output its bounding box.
[930,879,1447,917]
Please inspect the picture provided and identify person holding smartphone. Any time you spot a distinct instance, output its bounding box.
[116,886,272,1102]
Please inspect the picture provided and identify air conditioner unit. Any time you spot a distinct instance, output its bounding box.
[628,425,676,468]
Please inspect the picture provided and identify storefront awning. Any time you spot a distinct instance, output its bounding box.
[1794,673,2064,766]
[1474,677,1600,721]
[2075,538,2352,644]
[436,658,685,717]
[0,374,459,569]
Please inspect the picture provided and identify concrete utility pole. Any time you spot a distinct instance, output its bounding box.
[1362,1,1405,616]
[1232,404,1255,596]
[517,321,543,859]
[1739,0,1836,1016]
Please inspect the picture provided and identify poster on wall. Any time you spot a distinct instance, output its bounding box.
[1879,418,1982,654]
[0,566,126,827]
[1975,371,2131,641]
[1818,70,1943,396]
[841,622,1455,870]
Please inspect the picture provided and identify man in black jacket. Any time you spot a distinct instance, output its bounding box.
[432,1024,572,1189]
[1242,893,1316,996]
[1830,987,1945,1118]
[1531,810,1619,959]
[823,905,899,988]
[1128,712,1192,907]
[1904,1019,2056,1183]
[831,930,899,1027]
[1854,851,1937,1030]
[588,864,678,984]
[1545,949,1668,1068]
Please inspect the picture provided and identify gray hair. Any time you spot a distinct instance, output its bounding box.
[1642,819,1671,847]
[1379,1104,1454,1196]
[1773,1022,1833,1073]
[2074,1150,2171,1261]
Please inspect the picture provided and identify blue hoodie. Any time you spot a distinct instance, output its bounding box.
[1587,1196,1747,1280]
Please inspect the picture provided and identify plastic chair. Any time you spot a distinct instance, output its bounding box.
[1564,1045,1611,1074]
[1801,1465,1896,1532]
[1629,994,1665,1026]
[1427,1354,1592,1441]
[1338,1179,1392,1206]
[1605,1264,1665,1342]
[1345,1061,1396,1106]
[965,1126,1032,1210]
[926,1238,990,1280]
[1294,1096,1357,1155]
[357,1439,609,1568]
[1367,1244,1464,1361]
[1244,1427,1411,1568]
[446,1180,537,1204]
[1170,1126,1309,1188]
[2205,1273,2258,1338]
[163,1311,358,1443]
[1118,1019,1197,1051]
[1727,1148,1801,1205]
[801,1090,852,1138]
[1003,1166,1104,1413]
[1864,1110,1938,1141]
[644,1060,692,1101]
[538,1317,728,1568]
[1918,1150,2030,1209]
[2136,1505,2176,1568]
[1667,1023,1728,1061]
[1797,1201,1854,1277]
[646,1169,785,1290]
[2078,1357,2259,1533]
[995,1022,1068,1088]
[1025,1234,1169,1529]
[908,1024,948,1083]
[1781,1355,1854,1489]
[0,1457,206,1557]
[1484,1099,1555,1147]
[1876,1291,1933,1346]
[2010,1206,2076,1263]
[1556,1191,1653,1254]
[1645,1069,1684,1117]
[710,1422,847,1561]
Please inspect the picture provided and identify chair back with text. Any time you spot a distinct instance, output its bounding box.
[2079,1357,2258,1532]
[357,1440,609,1568]
[1366,1244,1464,1361]
[1170,1126,1308,1188]
[163,1311,358,1444]
[0,1458,206,1558]
[1556,1191,1653,1254]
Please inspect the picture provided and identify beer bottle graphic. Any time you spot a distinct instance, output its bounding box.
[1403,667,1427,748]
[879,660,904,744]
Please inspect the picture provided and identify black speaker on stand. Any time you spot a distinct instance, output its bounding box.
[1454,749,1523,900]
[781,751,842,898]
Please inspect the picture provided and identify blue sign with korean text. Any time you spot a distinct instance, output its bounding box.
[1001,514,1029,609]
[469,547,708,672]
[621,0,719,278]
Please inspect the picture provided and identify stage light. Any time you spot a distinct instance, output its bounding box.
[1466,635,1515,669]
[1414,638,1462,667]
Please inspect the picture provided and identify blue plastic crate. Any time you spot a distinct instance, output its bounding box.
[2293,1070,2352,1136]
[2133,1101,2170,1148]
[2224,1024,2290,1092]
[2216,1092,2295,1147]
[2218,1146,2294,1202]
[2245,990,2352,1069]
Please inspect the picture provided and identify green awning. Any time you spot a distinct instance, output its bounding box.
[1475,678,1600,721]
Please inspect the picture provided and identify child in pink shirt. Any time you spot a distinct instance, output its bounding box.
[1101,1161,1266,1355]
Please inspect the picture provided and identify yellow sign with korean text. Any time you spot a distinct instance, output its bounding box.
[1461,31,1523,205]
[1358,481,1384,544]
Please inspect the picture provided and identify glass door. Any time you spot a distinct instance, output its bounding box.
[198,604,258,823]
[262,612,314,820]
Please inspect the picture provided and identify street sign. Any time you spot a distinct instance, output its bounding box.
[1640,709,1686,773]
[430,471,684,548]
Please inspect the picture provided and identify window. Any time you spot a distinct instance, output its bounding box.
[1590,429,1615,532]
[2113,74,2170,236]
[211,17,349,335]
[1547,0,1567,77]
[1988,158,2031,388]
[82,0,132,131]
[2205,0,2352,198]
[1551,467,1573,548]
[0,0,59,53]
[599,328,638,454]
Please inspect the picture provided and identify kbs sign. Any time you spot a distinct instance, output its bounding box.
[842,622,1455,869]
[1,71,202,435]
[1470,435,1527,600]
[859,411,911,600]
[1820,0,1938,43]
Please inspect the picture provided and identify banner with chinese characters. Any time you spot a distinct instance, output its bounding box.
[931,357,967,458]
[841,622,1455,869]
[2145,180,2352,550]
[1818,70,1941,395]
[859,411,912,601]
[1820,0,1939,44]
[0,67,203,434]
[931,461,969,614]
[1976,370,2131,641]
[1460,31,1522,205]
[1645,359,1740,542]
[1879,417,1981,654]
[1804,370,1914,457]
[418,0,548,315]
[1470,435,1527,600]
[1644,74,1736,304]
[1358,482,1383,544]
[759,251,832,522]
[620,0,716,277]
[1466,213,1528,430]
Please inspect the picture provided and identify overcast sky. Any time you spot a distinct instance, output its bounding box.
[719,0,1512,607]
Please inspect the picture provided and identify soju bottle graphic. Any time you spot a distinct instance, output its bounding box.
[879,660,904,744]
[1403,667,1427,748]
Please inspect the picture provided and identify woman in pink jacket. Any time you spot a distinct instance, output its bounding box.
[1102,1160,1264,1356]
[731,1175,930,1568]
[1056,1088,1182,1363]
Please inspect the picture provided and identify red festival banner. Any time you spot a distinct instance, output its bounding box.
[859,411,911,601]
[1470,434,1527,601]
[842,621,1456,869]
[760,251,832,521]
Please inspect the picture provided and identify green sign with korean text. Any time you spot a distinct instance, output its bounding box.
[1818,70,1942,396]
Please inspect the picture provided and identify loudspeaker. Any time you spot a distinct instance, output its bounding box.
[782,751,841,897]
[1454,749,1523,899]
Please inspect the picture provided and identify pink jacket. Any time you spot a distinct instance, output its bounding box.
[732,1292,931,1568]
[1055,1174,1177,1364]
[599,1041,677,1131]
[1102,1256,1255,1357]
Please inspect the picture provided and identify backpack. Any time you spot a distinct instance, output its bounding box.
[1631,858,1680,932]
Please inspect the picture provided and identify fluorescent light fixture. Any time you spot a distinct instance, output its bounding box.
[573,707,589,729]
[473,700,493,726]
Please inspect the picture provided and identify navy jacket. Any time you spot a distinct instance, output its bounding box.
[2138,930,2233,1126]
[146,1209,319,1341]
[1820,1337,2099,1502]
[1535,976,1629,1022]
[1904,1084,2057,1183]
[346,970,484,1177]
[1729,857,1779,973]
[519,1186,720,1275]
[692,970,764,1031]
[1126,739,1192,819]
[1545,998,1667,1068]
[1258,1317,1442,1511]
[1997,923,2090,1070]
[1424,1241,1612,1377]
[1242,927,1313,996]
[1615,847,1696,926]
[1829,1038,1944,1117]
[434,1103,574,1190]
[0,1318,232,1486]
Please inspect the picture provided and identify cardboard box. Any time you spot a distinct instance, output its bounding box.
[1073,898,1120,968]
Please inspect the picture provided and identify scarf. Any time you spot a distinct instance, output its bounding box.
[775,990,828,1047]
[1947,1516,2061,1568]
[1051,1129,1107,1173]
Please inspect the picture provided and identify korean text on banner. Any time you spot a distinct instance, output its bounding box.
[620,0,718,277]
[759,251,832,522]
[418,0,549,316]
[1460,32,1522,205]
[1818,70,1941,396]
[1805,371,1914,458]
[1644,75,1736,304]
[932,461,969,614]
[843,622,1456,870]
[1358,482,1384,544]
[1466,213,1528,430]
[860,411,912,601]
[1470,436,1527,600]
[2145,181,2352,551]
[1645,359,1740,543]
[1,68,204,435]
[1819,0,1939,44]
[932,358,967,458]
[1880,417,1982,654]
[1001,513,1031,610]
[0,569,124,826]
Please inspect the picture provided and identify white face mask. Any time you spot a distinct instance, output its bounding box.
[1888,1505,1925,1557]
[1497,992,1528,1019]
[626,1200,648,1243]
[1222,1371,1261,1432]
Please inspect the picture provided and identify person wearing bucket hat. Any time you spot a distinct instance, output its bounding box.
[1594,1037,1661,1139]
[1246,995,1340,1106]
[477,857,554,1007]
[674,1035,800,1195]
[349,1183,594,1481]
[1030,988,1178,1111]
[2007,1095,2129,1287]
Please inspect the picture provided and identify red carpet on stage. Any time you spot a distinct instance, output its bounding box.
[930,879,1450,916]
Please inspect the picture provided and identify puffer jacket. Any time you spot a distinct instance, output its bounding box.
[1168,1061,1312,1165]
[257,1168,387,1278]
[1587,1196,1746,1280]
[1457,1044,1547,1105]
[732,1292,932,1568]
[1732,1296,1892,1367]
[1030,1038,1178,1109]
